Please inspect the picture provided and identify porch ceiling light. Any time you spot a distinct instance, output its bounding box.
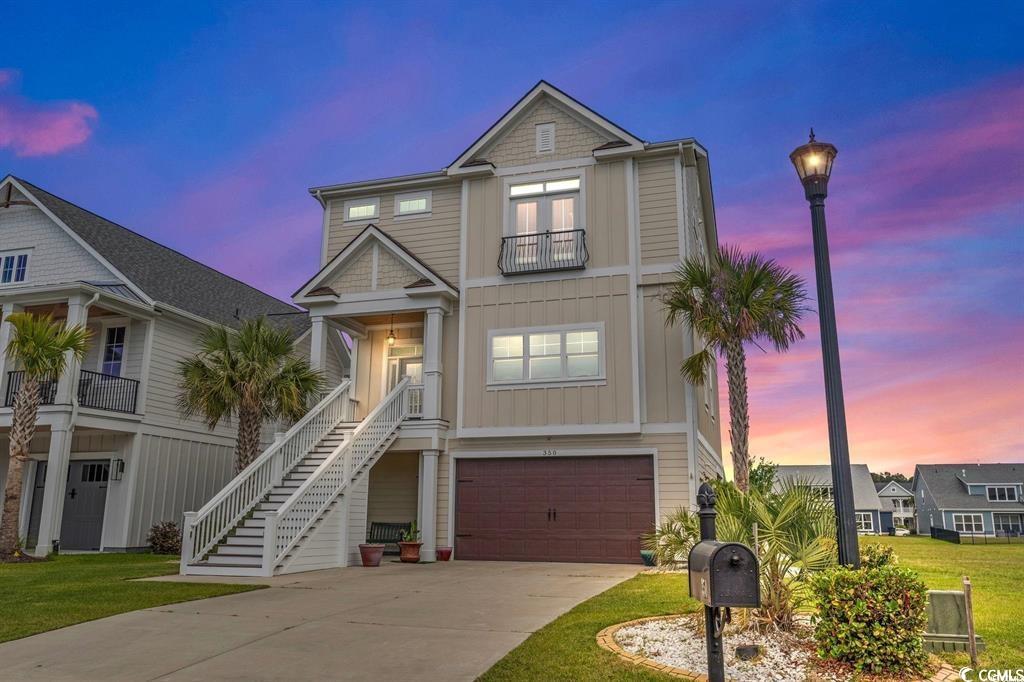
[387,314,396,346]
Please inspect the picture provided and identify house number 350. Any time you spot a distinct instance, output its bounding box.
[541,449,557,457]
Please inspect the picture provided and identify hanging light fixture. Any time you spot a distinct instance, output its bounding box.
[386,314,396,347]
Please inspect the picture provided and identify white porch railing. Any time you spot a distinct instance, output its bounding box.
[265,378,411,569]
[407,384,423,418]
[181,380,352,568]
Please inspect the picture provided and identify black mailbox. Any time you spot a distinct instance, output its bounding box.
[688,540,760,608]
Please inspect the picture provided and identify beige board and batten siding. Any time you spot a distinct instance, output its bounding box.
[460,274,634,429]
[0,193,116,286]
[641,287,688,423]
[464,160,631,281]
[324,182,461,285]
[637,157,680,265]
[366,451,419,527]
[478,95,614,168]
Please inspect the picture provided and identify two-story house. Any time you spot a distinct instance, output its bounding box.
[774,464,885,534]
[0,176,346,555]
[875,479,915,531]
[181,81,725,575]
[914,463,1024,536]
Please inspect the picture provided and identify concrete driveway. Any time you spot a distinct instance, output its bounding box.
[0,561,641,681]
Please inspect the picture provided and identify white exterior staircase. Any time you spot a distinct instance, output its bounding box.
[180,378,412,576]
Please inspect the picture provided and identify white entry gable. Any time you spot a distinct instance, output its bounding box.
[294,224,458,303]
[448,81,645,174]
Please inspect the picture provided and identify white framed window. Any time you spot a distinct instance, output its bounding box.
[855,512,873,532]
[394,190,432,217]
[0,250,30,285]
[986,485,1018,502]
[487,323,604,388]
[536,122,555,154]
[953,513,984,534]
[508,177,581,236]
[343,197,380,222]
[98,321,128,376]
[808,485,834,501]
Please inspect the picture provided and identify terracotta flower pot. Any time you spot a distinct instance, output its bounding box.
[398,541,422,563]
[436,546,453,561]
[359,543,385,567]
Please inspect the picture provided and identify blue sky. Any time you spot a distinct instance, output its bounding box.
[2,0,1022,472]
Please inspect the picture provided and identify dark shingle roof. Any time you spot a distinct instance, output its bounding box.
[915,463,1024,510]
[16,178,300,329]
[774,464,883,511]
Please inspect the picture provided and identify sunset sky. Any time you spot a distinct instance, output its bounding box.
[3,2,1021,475]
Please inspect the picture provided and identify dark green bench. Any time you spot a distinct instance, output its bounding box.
[367,522,412,555]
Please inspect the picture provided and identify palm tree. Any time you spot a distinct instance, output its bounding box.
[663,245,808,492]
[178,317,323,473]
[0,313,90,557]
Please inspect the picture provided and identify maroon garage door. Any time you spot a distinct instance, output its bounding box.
[454,456,655,564]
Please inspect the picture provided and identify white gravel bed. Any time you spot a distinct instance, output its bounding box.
[613,616,849,682]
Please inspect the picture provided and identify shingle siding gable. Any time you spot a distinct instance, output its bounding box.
[481,96,614,167]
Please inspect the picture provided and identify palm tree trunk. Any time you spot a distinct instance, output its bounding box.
[234,405,264,473]
[0,378,43,556]
[724,339,751,493]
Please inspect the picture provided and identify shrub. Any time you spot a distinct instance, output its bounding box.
[148,521,182,554]
[860,542,898,569]
[811,563,928,675]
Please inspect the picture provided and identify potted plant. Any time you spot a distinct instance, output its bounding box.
[359,542,385,567]
[436,546,453,561]
[398,521,422,563]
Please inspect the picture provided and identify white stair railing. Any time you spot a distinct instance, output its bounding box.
[181,380,352,568]
[264,378,411,570]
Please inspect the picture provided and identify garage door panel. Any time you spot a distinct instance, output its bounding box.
[455,456,655,564]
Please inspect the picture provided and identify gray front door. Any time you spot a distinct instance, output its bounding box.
[60,460,109,550]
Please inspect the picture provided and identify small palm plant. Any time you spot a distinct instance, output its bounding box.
[0,313,90,558]
[663,246,808,492]
[178,317,323,473]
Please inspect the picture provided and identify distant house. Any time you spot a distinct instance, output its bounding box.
[913,464,1024,536]
[875,480,915,531]
[774,464,884,534]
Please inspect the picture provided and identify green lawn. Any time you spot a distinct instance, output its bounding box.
[0,553,262,643]
[481,536,1024,680]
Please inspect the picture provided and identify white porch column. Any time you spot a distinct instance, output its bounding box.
[0,303,24,396]
[418,449,439,562]
[309,315,327,373]
[422,308,444,420]
[33,421,74,555]
[55,294,87,405]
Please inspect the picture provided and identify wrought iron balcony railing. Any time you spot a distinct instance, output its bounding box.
[498,229,589,275]
[4,369,139,414]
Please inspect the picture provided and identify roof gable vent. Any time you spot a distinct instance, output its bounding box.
[536,123,555,154]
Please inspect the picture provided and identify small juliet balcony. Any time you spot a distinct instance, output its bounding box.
[4,369,140,414]
[498,229,589,276]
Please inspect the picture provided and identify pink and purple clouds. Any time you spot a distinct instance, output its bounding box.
[0,68,97,157]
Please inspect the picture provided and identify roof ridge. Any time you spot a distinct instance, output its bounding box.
[14,176,299,313]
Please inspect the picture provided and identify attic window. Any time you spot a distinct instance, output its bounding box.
[0,250,29,285]
[987,485,1018,502]
[394,190,432,217]
[344,197,380,222]
[536,123,555,154]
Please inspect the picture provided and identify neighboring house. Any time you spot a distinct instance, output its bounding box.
[773,464,884,534]
[0,176,346,555]
[181,80,725,575]
[875,479,915,531]
[913,463,1024,536]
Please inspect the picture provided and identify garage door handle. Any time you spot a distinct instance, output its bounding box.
[553,508,557,521]
[547,508,552,522]
[456,534,472,538]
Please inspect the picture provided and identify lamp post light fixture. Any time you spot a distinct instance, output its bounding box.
[790,129,860,568]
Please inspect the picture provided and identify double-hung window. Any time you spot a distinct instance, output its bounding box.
[855,512,873,532]
[509,178,580,264]
[0,251,29,284]
[986,485,1018,502]
[488,324,603,387]
[953,513,984,534]
[101,326,126,376]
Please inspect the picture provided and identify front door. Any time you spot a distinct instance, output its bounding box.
[387,357,423,389]
[60,460,109,550]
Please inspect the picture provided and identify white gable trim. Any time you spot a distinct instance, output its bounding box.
[294,224,457,302]
[448,81,645,172]
[879,481,914,497]
[1,177,154,306]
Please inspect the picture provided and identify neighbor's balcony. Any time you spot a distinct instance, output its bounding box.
[498,229,589,275]
[4,369,140,414]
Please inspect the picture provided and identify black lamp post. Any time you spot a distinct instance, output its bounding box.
[790,130,860,568]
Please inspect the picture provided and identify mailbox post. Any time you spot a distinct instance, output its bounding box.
[688,482,761,682]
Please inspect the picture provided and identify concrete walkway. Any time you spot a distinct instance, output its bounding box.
[0,561,641,681]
